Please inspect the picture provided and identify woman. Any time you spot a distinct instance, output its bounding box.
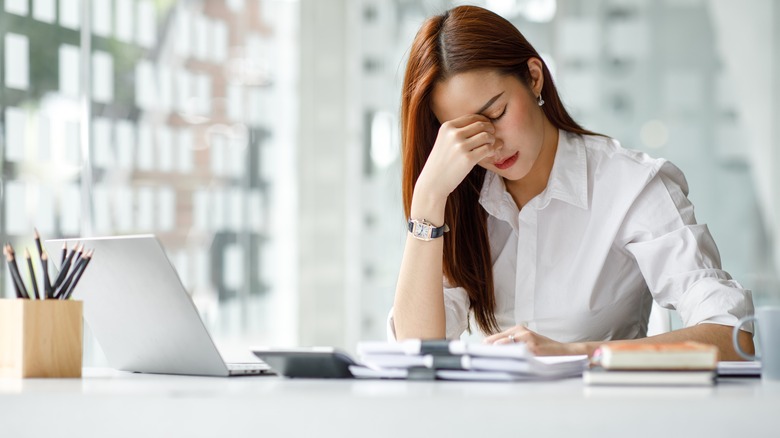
[390,5,755,359]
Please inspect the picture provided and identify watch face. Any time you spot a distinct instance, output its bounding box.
[413,222,426,238]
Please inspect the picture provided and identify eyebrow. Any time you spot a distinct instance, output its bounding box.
[476,92,505,114]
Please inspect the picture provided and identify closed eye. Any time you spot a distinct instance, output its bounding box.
[487,106,507,122]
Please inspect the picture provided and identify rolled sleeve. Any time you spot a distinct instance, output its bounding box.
[623,162,754,333]
[386,281,471,341]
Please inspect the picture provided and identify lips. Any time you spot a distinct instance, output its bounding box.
[494,152,519,170]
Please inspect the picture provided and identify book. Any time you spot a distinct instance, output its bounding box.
[596,342,719,370]
[583,366,715,386]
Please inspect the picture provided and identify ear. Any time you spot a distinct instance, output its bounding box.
[526,57,544,96]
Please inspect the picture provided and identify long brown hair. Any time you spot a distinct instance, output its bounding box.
[401,6,598,335]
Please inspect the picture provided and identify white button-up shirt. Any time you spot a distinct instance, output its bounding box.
[389,130,754,341]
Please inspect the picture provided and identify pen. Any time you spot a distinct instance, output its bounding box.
[25,248,40,300]
[60,242,67,266]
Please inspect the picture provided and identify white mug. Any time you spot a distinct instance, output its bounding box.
[733,306,780,381]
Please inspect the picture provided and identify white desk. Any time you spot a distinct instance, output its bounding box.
[1,368,778,437]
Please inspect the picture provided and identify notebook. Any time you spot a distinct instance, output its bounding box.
[44,235,271,377]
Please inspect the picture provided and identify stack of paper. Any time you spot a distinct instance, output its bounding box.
[349,340,588,381]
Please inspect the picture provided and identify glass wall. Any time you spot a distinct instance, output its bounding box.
[0,0,298,362]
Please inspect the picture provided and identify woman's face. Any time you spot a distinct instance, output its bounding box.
[430,68,547,181]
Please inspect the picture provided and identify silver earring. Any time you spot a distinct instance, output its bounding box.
[537,94,545,107]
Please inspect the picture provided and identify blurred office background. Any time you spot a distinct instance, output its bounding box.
[0,0,778,362]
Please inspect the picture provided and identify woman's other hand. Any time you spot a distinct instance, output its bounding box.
[484,325,587,356]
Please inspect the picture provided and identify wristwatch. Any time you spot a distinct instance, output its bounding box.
[408,218,450,241]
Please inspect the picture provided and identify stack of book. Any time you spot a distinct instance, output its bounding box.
[350,339,588,381]
[583,342,719,386]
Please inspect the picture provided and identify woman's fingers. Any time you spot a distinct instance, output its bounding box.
[458,120,495,139]
[484,325,530,344]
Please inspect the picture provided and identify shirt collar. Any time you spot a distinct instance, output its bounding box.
[479,129,589,219]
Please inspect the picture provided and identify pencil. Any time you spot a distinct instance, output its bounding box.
[41,251,54,298]
[53,243,79,291]
[25,248,40,300]
[62,249,92,300]
[72,244,84,268]
[60,242,67,266]
[33,228,44,258]
[56,256,83,299]
[6,244,30,299]
[4,245,24,299]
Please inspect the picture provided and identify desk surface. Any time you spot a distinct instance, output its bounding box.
[1,368,778,437]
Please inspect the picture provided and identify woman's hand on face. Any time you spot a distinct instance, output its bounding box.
[414,114,499,203]
[484,325,582,356]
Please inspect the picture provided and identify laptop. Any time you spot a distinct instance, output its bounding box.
[44,235,272,377]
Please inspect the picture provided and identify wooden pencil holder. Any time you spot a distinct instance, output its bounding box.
[0,299,83,378]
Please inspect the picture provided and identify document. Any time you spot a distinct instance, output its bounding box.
[354,340,588,381]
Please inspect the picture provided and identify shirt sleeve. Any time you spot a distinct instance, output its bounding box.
[386,279,471,341]
[621,161,754,333]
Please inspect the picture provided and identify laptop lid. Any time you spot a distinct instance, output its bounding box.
[45,235,233,377]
